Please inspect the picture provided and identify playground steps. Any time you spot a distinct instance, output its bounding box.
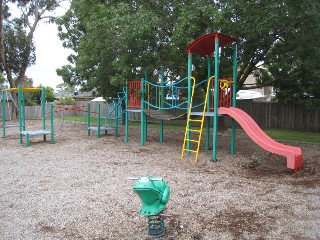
[181,118,205,161]
[106,90,126,124]
[190,111,215,117]
[20,129,53,147]
[4,124,19,128]
[181,120,205,161]
[88,126,117,131]
[88,124,118,138]
[88,90,126,138]
[181,77,210,162]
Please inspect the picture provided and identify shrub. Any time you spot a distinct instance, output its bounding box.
[54,96,75,105]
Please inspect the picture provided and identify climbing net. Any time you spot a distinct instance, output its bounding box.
[127,76,234,114]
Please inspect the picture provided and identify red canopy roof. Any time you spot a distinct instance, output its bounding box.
[186,32,239,56]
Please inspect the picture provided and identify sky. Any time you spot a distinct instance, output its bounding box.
[23,3,72,91]
[26,22,72,90]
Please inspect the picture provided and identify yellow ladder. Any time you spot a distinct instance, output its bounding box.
[181,76,214,162]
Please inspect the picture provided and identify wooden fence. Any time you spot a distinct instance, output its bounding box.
[236,101,320,131]
[0,102,112,120]
[1,101,319,131]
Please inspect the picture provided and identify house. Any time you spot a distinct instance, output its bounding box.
[54,90,95,101]
[240,74,274,101]
[72,91,95,101]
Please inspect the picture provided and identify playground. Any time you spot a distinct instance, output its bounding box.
[1,32,318,239]
[0,120,319,239]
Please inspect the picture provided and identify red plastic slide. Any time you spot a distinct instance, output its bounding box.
[218,107,303,173]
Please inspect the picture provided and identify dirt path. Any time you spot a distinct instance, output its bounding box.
[0,120,319,239]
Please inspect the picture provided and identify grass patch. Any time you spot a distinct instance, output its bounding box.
[57,116,185,131]
[59,116,88,122]
[264,129,320,144]
[57,116,320,143]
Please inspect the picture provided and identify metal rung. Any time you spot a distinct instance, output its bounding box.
[187,129,201,132]
[189,119,202,122]
[186,139,199,143]
[183,149,197,153]
[181,76,211,163]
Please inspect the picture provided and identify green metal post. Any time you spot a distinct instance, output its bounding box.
[141,77,145,146]
[50,103,54,144]
[230,43,238,155]
[205,56,212,150]
[41,86,47,142]
[160,66,165,143]
[26,133,30,147]
[87,103,91,136]
[97,103,101,138]
[115,101,119,137]
[212,37,220,161]
[187,52,193,153]
[1,91,6,138]
[125,82,129,143]
[144,68,148,141]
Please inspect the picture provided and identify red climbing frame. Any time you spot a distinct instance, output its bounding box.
[128,81,141,109]
[209,78,233,109]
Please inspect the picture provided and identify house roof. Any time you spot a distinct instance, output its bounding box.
[55,90,94,99]
[54,90,73,98]
[73,91,94,99]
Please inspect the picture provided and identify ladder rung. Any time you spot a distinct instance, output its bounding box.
[181,78,211,162]
[185,139,200,143]
[183,149,197,153]
[188,129,201,132]
[189,119,202,122]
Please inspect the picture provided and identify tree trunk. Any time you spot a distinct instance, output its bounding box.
[0,0,4,65]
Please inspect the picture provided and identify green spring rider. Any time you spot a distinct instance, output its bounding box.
[131,176,170,238]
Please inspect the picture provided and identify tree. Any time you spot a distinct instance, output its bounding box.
[265,1,320,107]
[54,95,74,105]
[57,0,320,107]
[0,0,67,115]
[1,0,65,88]
[30,85,55,105]
[56,82,75,94]
[20,75,35,105]
[217,0,320,107]
[57,0,215,97]
[0,72,5,86]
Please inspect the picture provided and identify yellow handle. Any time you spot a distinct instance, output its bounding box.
[219,79,229,90]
